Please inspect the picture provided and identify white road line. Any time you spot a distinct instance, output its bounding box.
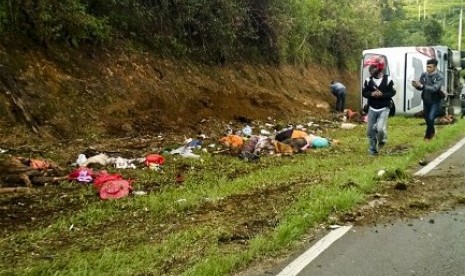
[414,137,465,176]
[275,137,465,276]
[276,225,352,276]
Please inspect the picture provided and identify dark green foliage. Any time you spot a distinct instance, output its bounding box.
[0,0,110,46]
[382,21,408,47]
[423,19,443,45]
[2,0,378,67]
[0,2,7,34]
[380,0,409,47]
[380,0,405,22]
[0,0,462,66]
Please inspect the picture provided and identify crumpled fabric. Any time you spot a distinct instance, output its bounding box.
[93,172,123,190]
[312,137,330,148]
[218,135,244,149]
[108,156,143,169]
[291,130,309,139]
[68,167,94,183]
[170,146,200,159]
[185,139,202,149]
[29,159,51,170]
[242,125,253,137]
[254,136,274,154]
[241,135,259,153]
[81,153,111,167]
[99,179,132,200]
[341,123,357,129]
[75,154,87,166]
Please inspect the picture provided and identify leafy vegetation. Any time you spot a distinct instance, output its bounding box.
[1,117,465,275]
[0,0,463,67]
[393,0,464,48]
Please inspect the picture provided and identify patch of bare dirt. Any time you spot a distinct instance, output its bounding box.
[0,184,91,234]
[340,173,465,227]
[0,40,360,147]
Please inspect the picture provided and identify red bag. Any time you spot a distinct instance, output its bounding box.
[144,154,165,166]
[93,172,123,190]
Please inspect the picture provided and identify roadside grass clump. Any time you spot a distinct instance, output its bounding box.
[1,116,464,275]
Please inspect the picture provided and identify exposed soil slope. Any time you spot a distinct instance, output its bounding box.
[0,41,360,147]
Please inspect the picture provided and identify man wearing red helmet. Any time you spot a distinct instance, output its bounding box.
[362,59,396,155]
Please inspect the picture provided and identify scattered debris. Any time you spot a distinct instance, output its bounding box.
[377,169,386,177]
[394,182,408,190]
[419,160,428,166]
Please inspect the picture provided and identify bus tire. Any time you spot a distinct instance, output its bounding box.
[389,100,395,117]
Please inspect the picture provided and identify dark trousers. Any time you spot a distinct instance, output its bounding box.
[275,129,293,142]
[332,92,346,112]
[423,101,440,139]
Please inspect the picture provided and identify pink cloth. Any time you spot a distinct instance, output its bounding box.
[68,167,94,183]
[99,180,132,200]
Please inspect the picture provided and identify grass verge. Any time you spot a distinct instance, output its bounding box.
[1,116,464,275]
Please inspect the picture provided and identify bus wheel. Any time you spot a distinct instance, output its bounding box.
[461,99,465,118]
[389,101,395,117]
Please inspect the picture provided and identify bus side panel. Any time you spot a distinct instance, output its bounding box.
[386,54,406,114]
[360,58,366,111]
[405,52,427,114]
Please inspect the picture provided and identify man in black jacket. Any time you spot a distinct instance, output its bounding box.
[362,59,396,155]
[412,58,445,140]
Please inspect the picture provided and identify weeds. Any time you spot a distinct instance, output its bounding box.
[1,116,464,275]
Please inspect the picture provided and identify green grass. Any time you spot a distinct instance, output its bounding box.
[1,116,465,275]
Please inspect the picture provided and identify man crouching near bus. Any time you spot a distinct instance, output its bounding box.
[362,59,396,155]
[412,58,444,140]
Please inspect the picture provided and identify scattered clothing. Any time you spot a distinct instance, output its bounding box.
[311,137,330,148]
[99,179,132,200]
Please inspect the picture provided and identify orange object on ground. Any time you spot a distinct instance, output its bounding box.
[219,135,244,149]
[144,154,165,167]
[347,109,356,119]
[291,130,309,139]
[29,159,50,170]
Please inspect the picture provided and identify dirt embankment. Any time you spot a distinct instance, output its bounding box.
[0,42,360,146]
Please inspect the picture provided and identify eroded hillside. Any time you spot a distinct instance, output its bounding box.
[0,42,359,147]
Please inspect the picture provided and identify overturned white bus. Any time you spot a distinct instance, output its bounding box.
[361,46,464,116]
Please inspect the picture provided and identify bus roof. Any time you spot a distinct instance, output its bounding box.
[362,46,450,56]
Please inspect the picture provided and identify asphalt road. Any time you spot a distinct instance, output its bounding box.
[299,209,465,276]
[276,137,465,276]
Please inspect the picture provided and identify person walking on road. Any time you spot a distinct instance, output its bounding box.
[412,58,445,140]
[330,80,347,113]
[362,58,396,155]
